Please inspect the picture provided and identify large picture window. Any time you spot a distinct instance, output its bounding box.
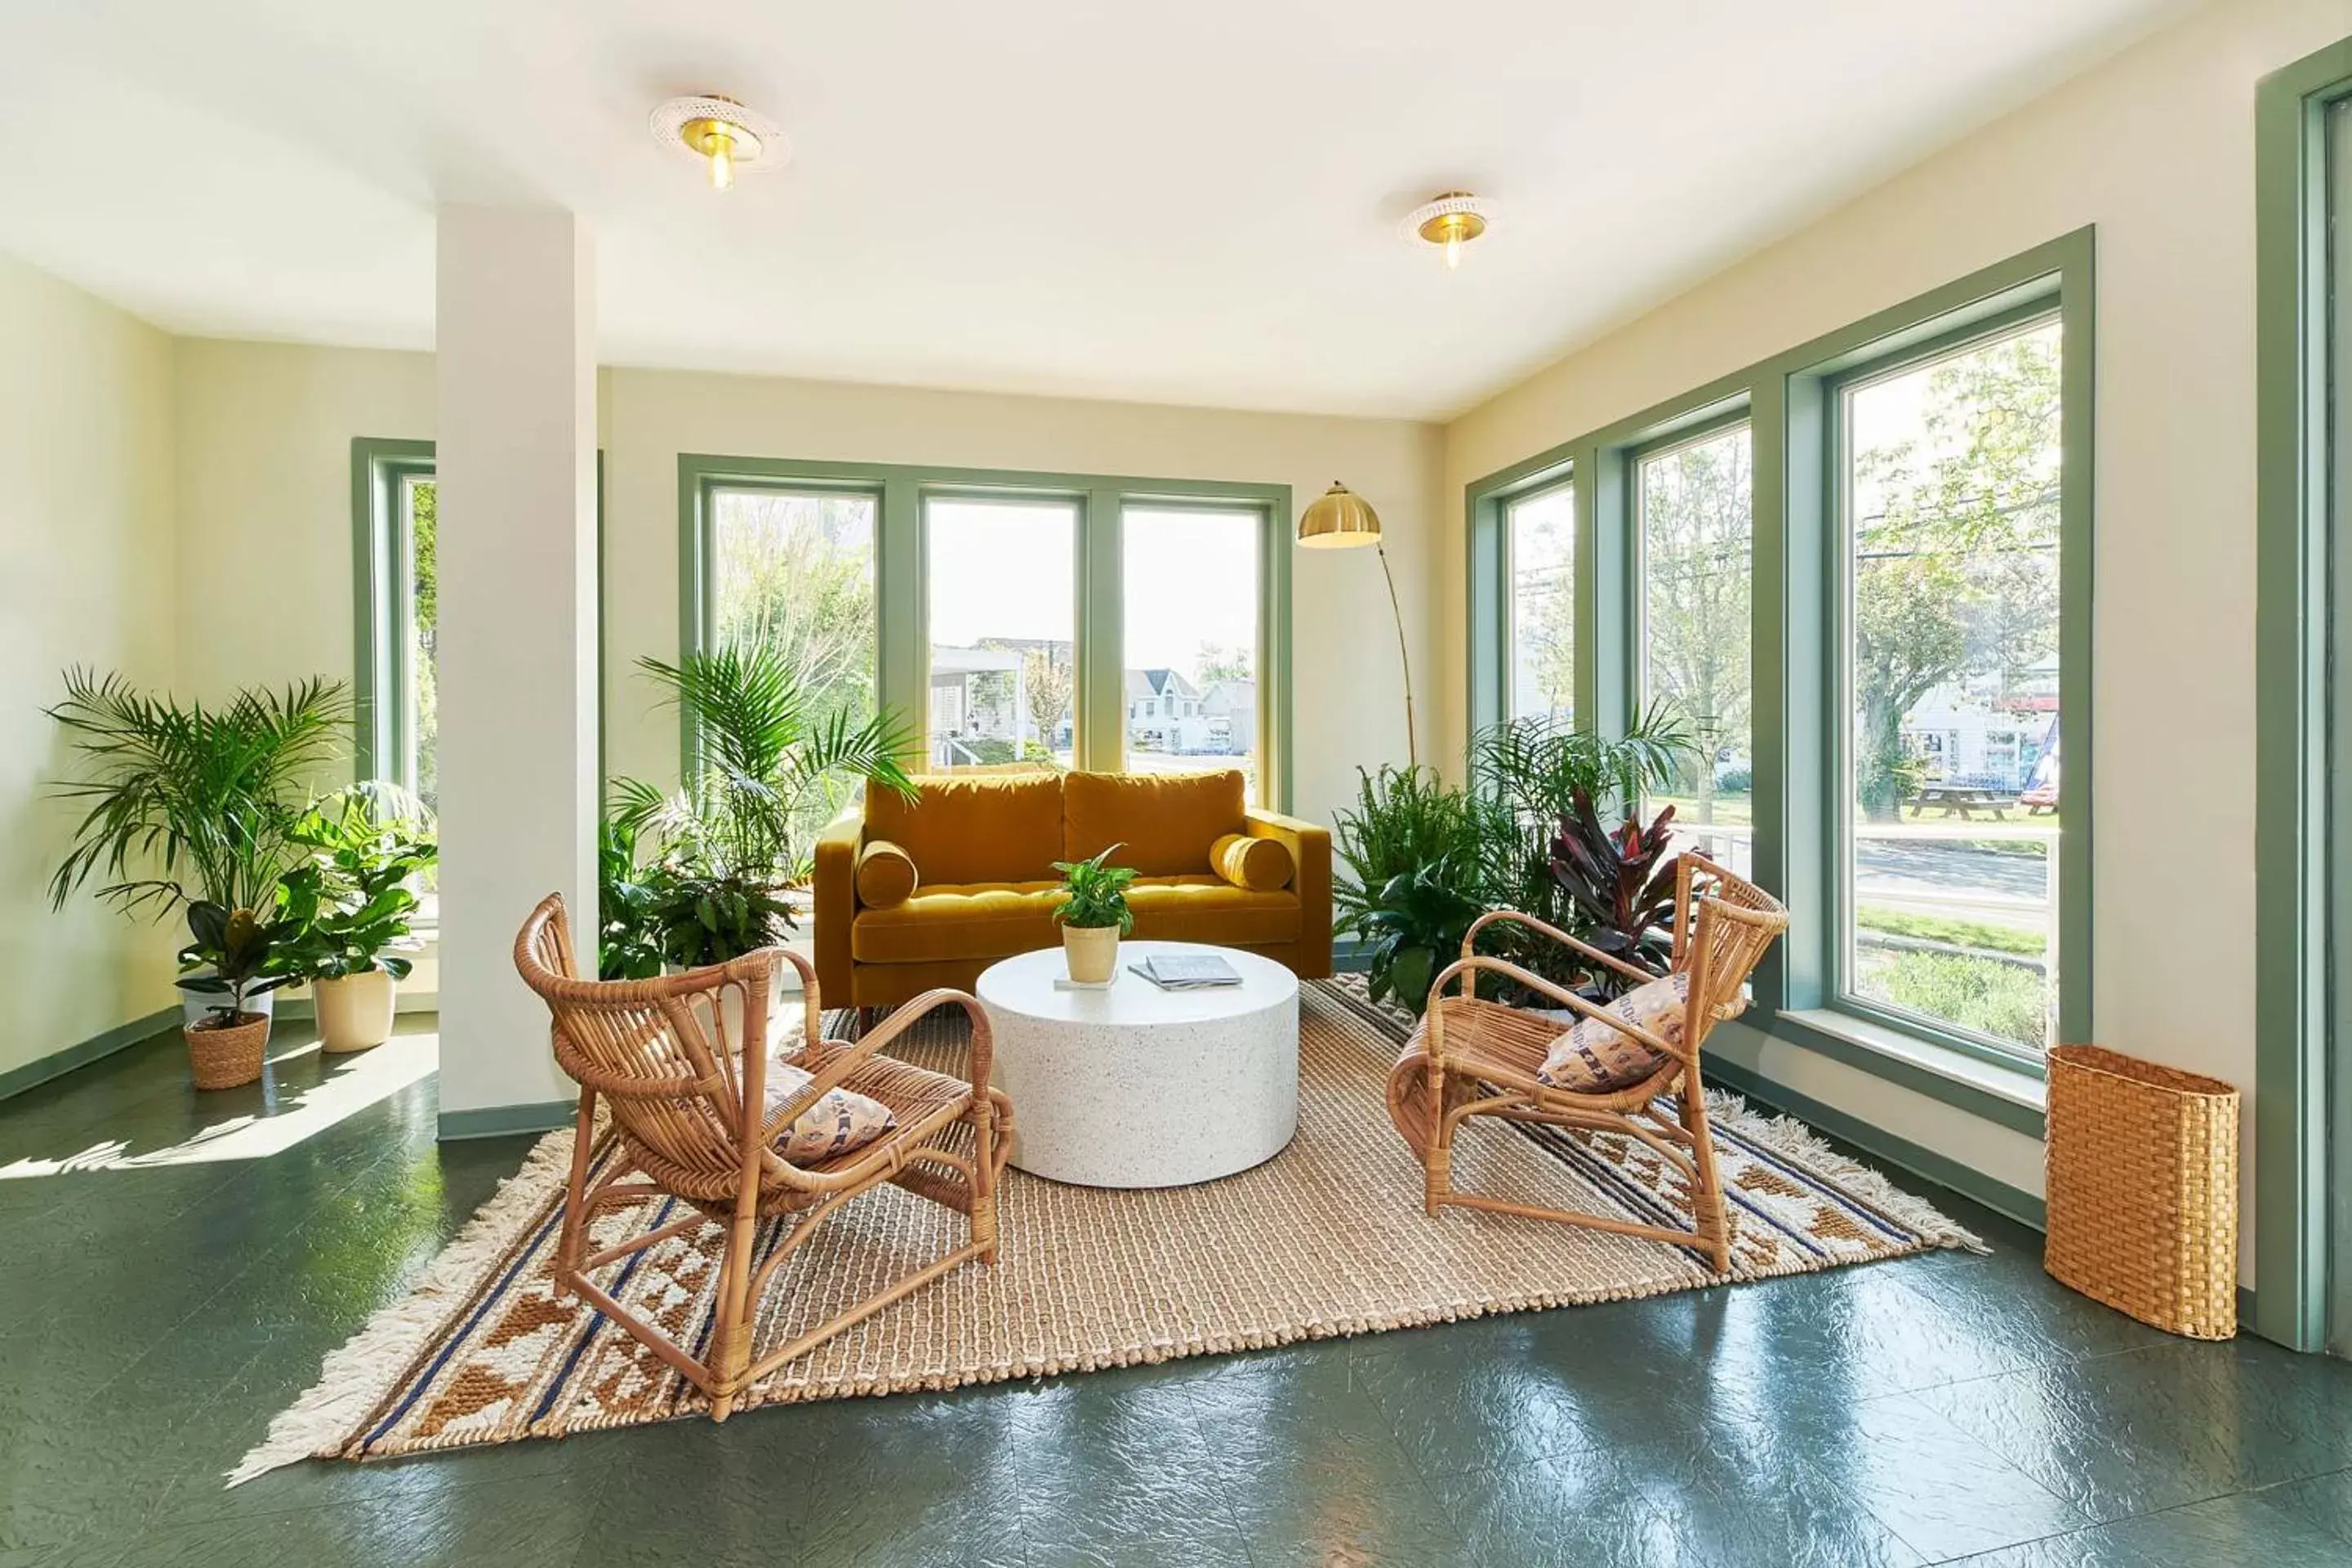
[1638,422,1753,874]
[683,461,1291,806]
[1120,505,1263,793]
[923,497,1079,772]
[1838,315,2064,1055]
[1463,229,2089,1107]
[1507,482,1575,725]
[709,486,877,730]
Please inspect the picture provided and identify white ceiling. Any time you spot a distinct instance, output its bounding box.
[0,0,2191,420]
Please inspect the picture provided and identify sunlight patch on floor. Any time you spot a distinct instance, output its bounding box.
[0,1033,439,1178]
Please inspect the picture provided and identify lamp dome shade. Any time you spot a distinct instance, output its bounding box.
[1297,482,1382,548]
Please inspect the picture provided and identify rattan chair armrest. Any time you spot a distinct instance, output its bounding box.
[855,988,995,1095]
[760,986,993,1143]
[1424,954,1689,1067]
[1463,910,1658,989]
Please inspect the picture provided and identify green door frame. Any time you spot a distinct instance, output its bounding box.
[676,455,1295,812]
[2254,35,2352,1353]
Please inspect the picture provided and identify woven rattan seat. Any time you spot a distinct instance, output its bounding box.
[515,893,1015,1420]
[1387,853,1788,1272]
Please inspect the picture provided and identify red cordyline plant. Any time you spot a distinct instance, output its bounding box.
[1547,787,1681,997]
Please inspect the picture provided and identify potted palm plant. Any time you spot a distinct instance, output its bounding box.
[177,901,296,1089]
[1052,844,1137,984]
[607,640,917,969]
[278,787,437,1054]
[46,670,351,1086]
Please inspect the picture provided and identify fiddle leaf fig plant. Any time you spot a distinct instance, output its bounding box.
[276,787,437,983]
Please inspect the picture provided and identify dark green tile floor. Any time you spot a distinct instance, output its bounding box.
[7,1019,2352,1566]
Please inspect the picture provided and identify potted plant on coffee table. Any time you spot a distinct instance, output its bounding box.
[177,901,296,1089]
[1052,844,1137,984]
[278,787,437,1054]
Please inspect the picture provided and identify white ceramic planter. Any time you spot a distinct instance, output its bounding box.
[315,969,398,1054]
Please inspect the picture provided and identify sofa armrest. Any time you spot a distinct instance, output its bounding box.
[1245,807,1332,977]
[813,808,865,1005]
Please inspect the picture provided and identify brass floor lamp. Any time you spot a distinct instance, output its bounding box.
[1297,481,1416,770]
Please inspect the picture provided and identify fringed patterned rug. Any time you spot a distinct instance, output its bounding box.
[233,978,1979,1482]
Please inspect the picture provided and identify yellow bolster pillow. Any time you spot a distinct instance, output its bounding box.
[1210,832,1293,893]
[855,840,920,909]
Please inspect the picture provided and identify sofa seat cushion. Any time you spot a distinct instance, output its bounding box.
[1063,769,1246,875]
[852,881,1064,964]
[864,773,1065,886]
[1125,875,1300,947]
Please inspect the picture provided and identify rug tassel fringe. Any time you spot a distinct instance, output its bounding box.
[225,1121,582,1487]
[1701,1087,1989,1254]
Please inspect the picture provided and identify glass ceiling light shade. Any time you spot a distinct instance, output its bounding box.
[1403,192,1493,270]
[1295,483,1417,768]
[649,95,788,190]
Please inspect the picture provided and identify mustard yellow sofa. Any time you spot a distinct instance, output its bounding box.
[813,768,1332,1008]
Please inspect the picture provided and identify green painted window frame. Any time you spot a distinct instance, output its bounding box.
[1461,229,2092,1140]
[350,437,436,790]
[350,439,608,795]
[1811,299,2071,1071]
[2253,36,2352,1353]
[676,455,1294,811]
[1627,404,1758,784]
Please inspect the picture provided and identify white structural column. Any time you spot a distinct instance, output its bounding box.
[433,205,598,1136]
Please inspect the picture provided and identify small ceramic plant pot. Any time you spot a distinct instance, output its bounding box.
[185,1012,269,1090]
[315,970,397,1054]
[1062,924,1120,985]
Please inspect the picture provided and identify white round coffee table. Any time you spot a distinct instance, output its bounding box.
[974,941,1299,1187]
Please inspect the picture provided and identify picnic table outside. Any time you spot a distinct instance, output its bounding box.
[1909,780,2020,820]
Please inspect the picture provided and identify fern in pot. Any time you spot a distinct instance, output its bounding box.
[1052,844,1137,984]
[278,787,437,1054]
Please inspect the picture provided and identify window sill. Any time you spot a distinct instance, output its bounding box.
[1759,1007,2047,1136]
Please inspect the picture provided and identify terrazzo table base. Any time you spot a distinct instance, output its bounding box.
[974,941,1299,1187]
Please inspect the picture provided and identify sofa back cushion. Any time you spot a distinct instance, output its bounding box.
[864,773,1065,886]
[1063,769,1247,877]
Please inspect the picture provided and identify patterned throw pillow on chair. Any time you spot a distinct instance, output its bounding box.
[1536,971,1692,1093]
[764,1056,898,1163]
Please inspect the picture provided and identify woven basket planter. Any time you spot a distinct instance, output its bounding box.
[2044,1045,2238,1339]
[185,1013,270,1091]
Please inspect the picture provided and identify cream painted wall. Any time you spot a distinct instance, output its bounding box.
[1439,0,2352,1281]
[166,343,1442,840]
[1,254,180,1076]
[600,369,1445,827]
[173,338,435,697]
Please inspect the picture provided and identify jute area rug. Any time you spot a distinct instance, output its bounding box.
[233,978,1979,1482]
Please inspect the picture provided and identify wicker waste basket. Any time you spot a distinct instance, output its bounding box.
[2044,1045,2238,1339]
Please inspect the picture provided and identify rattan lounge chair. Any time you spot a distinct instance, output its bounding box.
[1386,853,1788,1272]
[514,893,1015,1421]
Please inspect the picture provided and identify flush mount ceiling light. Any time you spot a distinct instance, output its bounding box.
[649,95,786,191]
[1403,191,1492,270]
